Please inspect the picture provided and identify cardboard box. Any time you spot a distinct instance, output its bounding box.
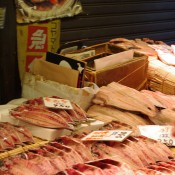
[63,42,148,90]
[85,55,148,90]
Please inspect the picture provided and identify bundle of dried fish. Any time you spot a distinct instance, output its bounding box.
[87,104,152,127]
[92,82,156,117]
[10,96,88,129]
[109,38,157,56]
[0,122,34,152]
[150,108,175,125]
[141,90,175,109]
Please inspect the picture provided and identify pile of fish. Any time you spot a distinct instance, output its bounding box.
[141,90,175,109]
[141,90,175,125]
[10,97,88,129]
[109,37,158,56]
[0,121,175,174]
[91,82,157,117]
[57,158,175,175]
[0,122,34,152]
[88,82,175,126]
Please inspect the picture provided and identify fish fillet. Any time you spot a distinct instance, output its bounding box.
[87,105,151,126]
[93,82,156,117]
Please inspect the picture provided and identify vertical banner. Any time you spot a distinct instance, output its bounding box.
[17,19,61,81]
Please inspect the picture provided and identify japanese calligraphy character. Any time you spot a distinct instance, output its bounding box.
[29,29,46,50]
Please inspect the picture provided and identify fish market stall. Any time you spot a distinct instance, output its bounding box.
[1,78,175,173]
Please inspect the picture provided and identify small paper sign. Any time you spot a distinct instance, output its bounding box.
[81,130,133,142]
[139,125,175,146]
[43,97,73,110]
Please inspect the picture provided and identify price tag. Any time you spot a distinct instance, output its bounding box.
[43,97,73,110]
[81,130,133,142]
[139,125,175,146]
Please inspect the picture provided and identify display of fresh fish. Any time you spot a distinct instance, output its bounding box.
[70,103,87,121]
[92,82,156,117]
[24,97,88,122]
[59,136,93,162]
[88,159,135,175]
[10,105,71,129]
[110,38,157,56]
[140,90,166,108]
[149,108,175,125]
[141,90,175,109]
[87,105,151,127]
[66,168,85,175]
[0,122,22,145]
[30,147,67,172]
[49,142,84,163]
[105,141,145,168]
[135,168,165,175]
[148,164,175,174]
[154,91,175,109]
[42,145,80,168]
[73,163,105,175]
[156,162,175,172]
[0,129,174,174]
[13,125,34,143]
[107,82,156,117]
[54,109,74,123]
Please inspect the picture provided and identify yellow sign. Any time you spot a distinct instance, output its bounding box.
[17,19,61,81]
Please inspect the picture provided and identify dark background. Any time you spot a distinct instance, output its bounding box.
[1,0,175,104]
[0,0,21,104]
[61,0,175,46]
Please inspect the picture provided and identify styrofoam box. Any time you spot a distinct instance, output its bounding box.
[0,110,104,141]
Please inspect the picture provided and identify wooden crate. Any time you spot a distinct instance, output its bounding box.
[85,55,148,90]
[63,42,148,90]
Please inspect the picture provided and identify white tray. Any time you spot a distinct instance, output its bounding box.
[0,110,104,141]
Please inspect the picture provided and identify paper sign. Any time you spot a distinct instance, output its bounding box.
[81,130,133,142]
[94,50,134,70]
[139,125,175,146]
[43,97,73,110]
[65,50,96,60]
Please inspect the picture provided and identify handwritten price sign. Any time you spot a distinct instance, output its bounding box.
[43,97,73,110]
[139,125,175,146]
[81,130,133,142]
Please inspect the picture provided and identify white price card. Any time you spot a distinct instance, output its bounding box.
[139,125,175,146]
[81,130,133,142]
[43,97,73,110]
